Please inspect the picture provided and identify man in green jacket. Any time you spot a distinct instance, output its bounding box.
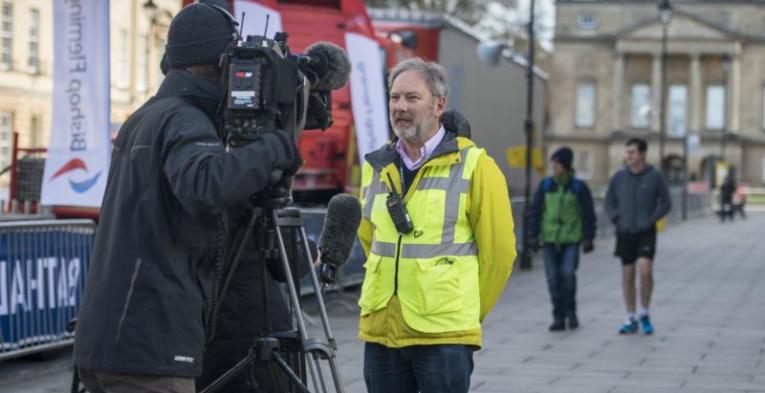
[529,147,596,331]
[358,58,516,393]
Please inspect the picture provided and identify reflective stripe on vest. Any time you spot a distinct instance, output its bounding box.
[362,171,386,222]
[371,241,477,258]
[417,157,471,244]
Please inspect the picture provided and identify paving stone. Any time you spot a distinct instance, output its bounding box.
[4,214,765,393]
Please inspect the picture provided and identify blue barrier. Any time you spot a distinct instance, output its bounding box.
[0,209,364,360]
[0,219,95,360]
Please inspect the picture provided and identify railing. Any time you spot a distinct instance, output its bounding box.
[3,132,47,216]
[0,219,95,360]
[511,188,712,242]
[710,186,765,211]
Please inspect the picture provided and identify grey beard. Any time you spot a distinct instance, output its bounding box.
[394,126,424,145]
[393,117,436,145]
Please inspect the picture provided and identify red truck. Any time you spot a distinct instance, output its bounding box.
[186,0,381,202]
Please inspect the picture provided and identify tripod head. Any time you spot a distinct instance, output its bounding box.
[251,180,293,209]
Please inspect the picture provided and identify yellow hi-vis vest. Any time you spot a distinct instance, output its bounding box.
[358,142,485,334]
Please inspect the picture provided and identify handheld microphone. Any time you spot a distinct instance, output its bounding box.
[317,193,362,284]
[297,42,351,91]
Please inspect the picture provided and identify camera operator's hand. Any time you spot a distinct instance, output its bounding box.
[582,239,594,254]
[263,130,303,177]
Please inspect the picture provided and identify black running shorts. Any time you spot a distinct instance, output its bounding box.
[614,228,656,265]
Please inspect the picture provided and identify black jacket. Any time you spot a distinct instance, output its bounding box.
[74,70,294,377]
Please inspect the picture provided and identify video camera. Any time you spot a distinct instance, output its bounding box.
[220,32,350,148]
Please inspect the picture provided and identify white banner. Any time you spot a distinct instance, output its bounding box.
[234,1,282,39]
[41,0,110,207]
[345,32,389,163]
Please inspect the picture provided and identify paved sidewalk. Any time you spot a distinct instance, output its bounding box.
[327,213,765,393]
[3,213,764,392]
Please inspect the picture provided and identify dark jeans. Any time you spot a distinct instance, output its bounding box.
[543,244,579,321]
[363,343,474,393]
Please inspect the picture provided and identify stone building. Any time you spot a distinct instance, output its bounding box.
[550,0,765,188]
[0,0,179,178]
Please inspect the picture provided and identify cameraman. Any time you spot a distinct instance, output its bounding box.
[74,4,301,393]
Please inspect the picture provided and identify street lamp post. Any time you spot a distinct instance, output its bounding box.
[476,0,536,270]
[681,133,689,220]
[721,53,731,163]
[518,0,536,270]
[658,0,672,175]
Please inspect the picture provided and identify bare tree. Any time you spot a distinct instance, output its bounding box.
[364,0,485,24]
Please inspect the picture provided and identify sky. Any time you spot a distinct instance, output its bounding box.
[479,0,557,50]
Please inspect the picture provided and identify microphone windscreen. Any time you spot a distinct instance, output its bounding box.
[306,42,351,91]
[319,194,362,268]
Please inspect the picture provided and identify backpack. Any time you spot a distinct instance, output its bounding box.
[541,176,583,196]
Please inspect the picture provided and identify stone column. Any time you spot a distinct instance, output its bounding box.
[612,52,625,132]
[651,53,662,132]
[729,55,741,133]
[689,54,702,132]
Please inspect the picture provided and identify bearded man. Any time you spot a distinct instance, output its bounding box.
[356,58,517,393]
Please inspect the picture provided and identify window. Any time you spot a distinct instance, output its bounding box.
[705,85,726,130]
[30,114,40,147]
[0,112,12,170]
[575,150,593,180]
[575,82,595,128]
[1,2,12,69]
[577,13,597,30]
[631,84,651,129]
[28,8,39,73]
[136,34,149,91]
[668,85,687,137]
[116,29,129,88]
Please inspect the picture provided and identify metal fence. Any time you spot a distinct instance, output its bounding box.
[594,189,711,239]
[0,219,95,360]
[511,188,712,242]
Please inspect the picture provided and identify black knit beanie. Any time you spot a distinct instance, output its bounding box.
[165,3,237,68]
[551,146,574,170]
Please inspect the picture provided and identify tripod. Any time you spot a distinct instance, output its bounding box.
[201,196,347,393]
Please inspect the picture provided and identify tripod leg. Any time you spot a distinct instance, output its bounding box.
[272,353,311,393]
[70,365,82,393]
[272,211,329,393]
[311,353,329,393]
[200,351,258,393]
[299,226,348,393]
